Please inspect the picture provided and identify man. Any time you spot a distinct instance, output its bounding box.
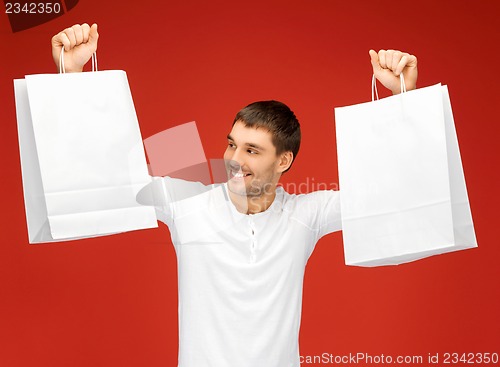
[51,24,418,367]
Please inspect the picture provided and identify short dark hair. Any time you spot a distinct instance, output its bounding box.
[233,100,301,172]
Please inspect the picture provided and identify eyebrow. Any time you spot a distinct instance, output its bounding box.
[227,134,266,151]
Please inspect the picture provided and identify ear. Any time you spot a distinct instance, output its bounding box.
[277,151,294,173]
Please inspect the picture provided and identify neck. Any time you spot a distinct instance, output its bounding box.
[228,185,277,215]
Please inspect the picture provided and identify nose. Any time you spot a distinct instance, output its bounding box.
[226,148,244,171]
[228,159,241,172]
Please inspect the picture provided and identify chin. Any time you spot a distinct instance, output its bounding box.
[227,180,249,197]
[228,180,266,199]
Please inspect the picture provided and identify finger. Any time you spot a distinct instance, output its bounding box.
[64,27,77,48]
[391,51,403,72]
[81,23,91,43]
[72,24,84,45]
[384,49,394,70]
[52,32,71,51]
[394,55,408,76]
[88,23,99,49]
[51,31,64,48]
[406,53,418,68]
[378,50,387,69]
[369,49,381,71]
[396,53,418,74]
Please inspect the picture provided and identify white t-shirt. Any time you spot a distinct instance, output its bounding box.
[151,177,342,367]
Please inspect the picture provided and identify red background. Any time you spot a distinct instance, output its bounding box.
[1,0,499,366]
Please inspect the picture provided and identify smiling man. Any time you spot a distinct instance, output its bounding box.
[224,100,299,214]
[51,23,417,367]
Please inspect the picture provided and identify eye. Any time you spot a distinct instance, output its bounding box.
[247,149,257,155]
[227,142,236,149]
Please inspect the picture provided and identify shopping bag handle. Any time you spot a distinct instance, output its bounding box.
[371,73,406,101]
[59,47,98,74]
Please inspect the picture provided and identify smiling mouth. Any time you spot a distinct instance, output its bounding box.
[230,170,251,179]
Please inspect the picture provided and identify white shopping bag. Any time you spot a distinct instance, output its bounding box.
[334,76,477,266]
[14,53,157,243]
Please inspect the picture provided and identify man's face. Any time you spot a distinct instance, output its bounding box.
[223,121,283,198]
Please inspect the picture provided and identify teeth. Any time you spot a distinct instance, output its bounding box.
[232,171,249,178]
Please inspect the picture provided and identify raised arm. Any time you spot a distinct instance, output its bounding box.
[51,23,99,72]
[369,49,418,94]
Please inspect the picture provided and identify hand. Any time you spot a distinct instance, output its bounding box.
[369,49,418,94]
[51,23,99,73]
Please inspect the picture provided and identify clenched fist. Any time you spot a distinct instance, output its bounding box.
[51,23,99,72]
[369,49,418,94]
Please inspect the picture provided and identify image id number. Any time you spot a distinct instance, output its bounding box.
[5,2,62,14]
[443,352,499,364]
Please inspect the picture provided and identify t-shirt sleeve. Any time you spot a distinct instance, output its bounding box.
[136,176,174,227]
[289,189,342,241]
[136,176,213,228]
[315,189,342,239]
